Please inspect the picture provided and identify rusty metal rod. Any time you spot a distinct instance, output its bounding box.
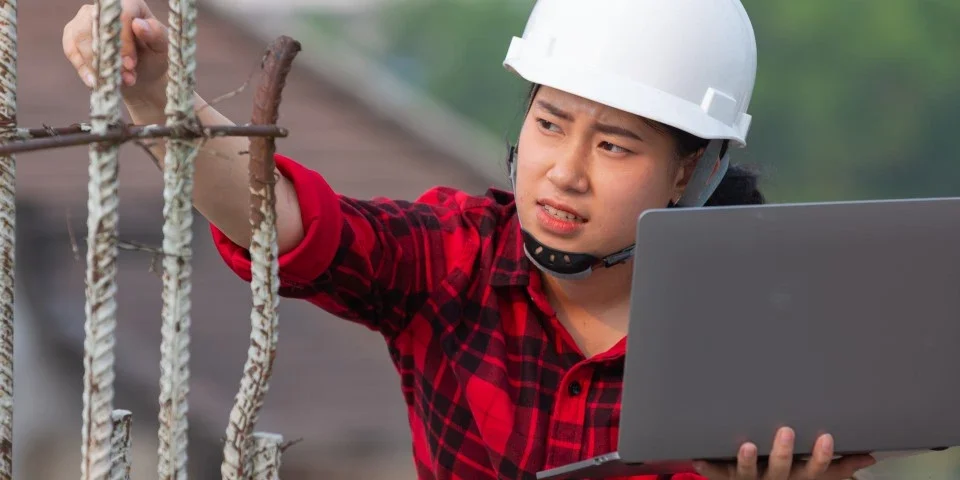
[0,0,15,478]
[247,433,284,480]
[14,122,285,139]
[157,0,198,477]
[81,0,123,478]
[0,124,287,156]
[221,35,300,480]
[108,410,132,480]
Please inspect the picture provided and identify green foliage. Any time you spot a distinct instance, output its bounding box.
[373,0,532,140]
[739,0,960,201]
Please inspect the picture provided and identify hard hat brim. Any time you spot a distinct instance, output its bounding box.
[503,37,751,148]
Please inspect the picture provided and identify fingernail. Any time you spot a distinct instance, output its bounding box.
[84,72,96,87]
[133,17,150,33]
[820,435,833,453]
[123,71,136,86]
[122,55,135,70]
[778,427,794,445]
[692,461,704,473]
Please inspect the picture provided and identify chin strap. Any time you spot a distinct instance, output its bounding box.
[675,139,730,208]
[521,230,635,280]
[506,139,728,280]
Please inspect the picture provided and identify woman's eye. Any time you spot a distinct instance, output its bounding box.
[536,119,561,133]
[600,141,631,154]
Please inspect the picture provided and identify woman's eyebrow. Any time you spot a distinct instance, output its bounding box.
[535,99,645,142]
[592,122,644,142]
[535,100,573,121]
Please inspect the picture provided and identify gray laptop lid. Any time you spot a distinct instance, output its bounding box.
[617,197,960,463]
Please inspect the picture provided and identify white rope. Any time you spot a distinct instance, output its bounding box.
[157,0,198,478]
[108,410,133,480]
[0,1,15,478]
[81,0,122,478]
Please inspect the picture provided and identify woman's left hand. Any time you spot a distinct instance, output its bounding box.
[691,427,877,480]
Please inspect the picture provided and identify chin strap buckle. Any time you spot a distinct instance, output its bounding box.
[600,246,636,268]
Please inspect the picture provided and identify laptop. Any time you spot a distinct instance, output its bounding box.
[537,197,960,479]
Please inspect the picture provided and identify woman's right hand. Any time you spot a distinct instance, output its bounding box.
[62,0,170,101]
[692,427,876,480]
[60,0,306,253]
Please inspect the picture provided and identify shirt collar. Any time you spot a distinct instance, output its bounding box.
[488,202,532,287]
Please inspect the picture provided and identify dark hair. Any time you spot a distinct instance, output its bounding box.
[513,84,765,207]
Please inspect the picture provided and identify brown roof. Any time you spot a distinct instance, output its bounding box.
[16,0,492,477]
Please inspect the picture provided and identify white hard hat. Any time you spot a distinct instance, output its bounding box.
[503,0,757,148]
[503,0,758,208]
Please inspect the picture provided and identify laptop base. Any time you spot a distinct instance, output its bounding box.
[535,452,694,479]
[537,448,944,479]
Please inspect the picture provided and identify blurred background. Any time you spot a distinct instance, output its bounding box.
[9,0,960,478]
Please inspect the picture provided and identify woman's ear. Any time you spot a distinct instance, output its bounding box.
[672,146,706,200]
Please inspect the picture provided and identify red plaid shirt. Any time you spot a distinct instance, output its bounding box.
[212,154,707,480]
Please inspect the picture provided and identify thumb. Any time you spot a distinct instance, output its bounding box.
[132,17,168,54]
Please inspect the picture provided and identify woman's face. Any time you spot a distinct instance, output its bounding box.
[514,86,696,258]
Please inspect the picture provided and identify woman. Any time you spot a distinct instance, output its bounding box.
[61,0,877,478]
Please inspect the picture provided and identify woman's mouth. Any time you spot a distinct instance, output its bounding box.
[535,201,587,237]
[540,203,585,223]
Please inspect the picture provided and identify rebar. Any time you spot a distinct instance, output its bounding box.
[0,1,14,478]
[157,0,199,478]
[81,0,123,478]
[0,0,300,476]
[0,123,286,156]
[247,433,284,480]
[108,410,133,480]
[221,36,300,480]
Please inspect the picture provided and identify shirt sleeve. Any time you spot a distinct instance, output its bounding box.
[210,153,486,338]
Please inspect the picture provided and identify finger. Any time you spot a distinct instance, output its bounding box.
[763,427,795,480]
[120,6,142,77]
[735,442,759,479]
[66,45,94,88]
[75,38,97,88]
[62,8,95,87]
[797,434,833,480]
[693,460,736,480]
[822,454,876,480]
[119,11,143,86]
[132,17,168,54]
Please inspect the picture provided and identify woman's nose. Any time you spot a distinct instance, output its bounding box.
[546,149,590,194]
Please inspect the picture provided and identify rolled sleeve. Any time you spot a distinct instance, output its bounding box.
[210,153,343,288]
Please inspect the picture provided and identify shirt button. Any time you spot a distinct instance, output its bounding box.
[568,381,582,396]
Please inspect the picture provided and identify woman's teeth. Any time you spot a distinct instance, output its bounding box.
[542,204,583,222]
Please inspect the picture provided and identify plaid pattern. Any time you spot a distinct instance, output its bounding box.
[212,154,706,480]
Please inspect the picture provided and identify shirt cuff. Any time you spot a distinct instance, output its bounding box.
[210,153,343,287]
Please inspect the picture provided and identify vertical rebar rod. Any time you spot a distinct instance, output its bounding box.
[108,410,133,480]
[157,0,198,478]
[221,36,300,480]
[81,0,122,478]
[247,433,283,480]
[0,1,14,478]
